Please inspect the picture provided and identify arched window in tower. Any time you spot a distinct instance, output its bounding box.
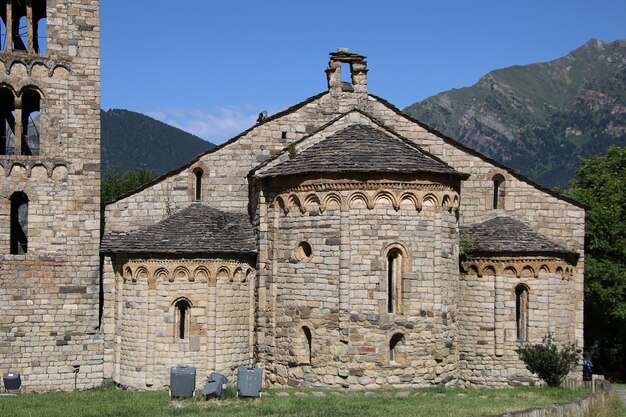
[193,168,203,201]
[0,1,46,53]
[387,247,404,314]
[515,284,529,342]
[11,0,27,52]
[174,299,191,340]
[21,89,40,155]
[492,174,505,210]
[31,0,46,54]
[0,87,16,155]
[10,191,28,255]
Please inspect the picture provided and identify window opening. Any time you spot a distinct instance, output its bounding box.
[302,326,312,364]
[1,1,46,53]
[0,88,16,155]
[492,174,505,209]
[0,8,6,51]
[387,254,394,313]
[340,62,351,83]
[389,333,406,363]
[281,131,287,140]
[10,191,28,254]
[387,248,403,314]
[295,241,312,262]
[21,89,40,155]
[193,169,202,201]
[515,285,529,341]
[8,0,27,52]
[175,299,191,340]
[493,180,500,209]
[32,0,45,53]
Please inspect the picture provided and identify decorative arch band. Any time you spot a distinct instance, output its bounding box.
[273,187,460,215]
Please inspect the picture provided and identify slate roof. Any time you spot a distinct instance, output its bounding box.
[257,124,464,178]
[103,87,584,210]
[101,204,257,255]
[460,216,577,257]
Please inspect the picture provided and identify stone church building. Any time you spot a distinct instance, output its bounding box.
[1,0,584,392]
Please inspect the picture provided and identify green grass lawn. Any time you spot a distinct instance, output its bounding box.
[0,384,593,417]
[611,384,626,417]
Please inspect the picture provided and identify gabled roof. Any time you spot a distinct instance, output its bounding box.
[460,215,578,259]
[104,91,329,206]
[256,124,463,178]
[101,204,256,255]
[103,87,584,210]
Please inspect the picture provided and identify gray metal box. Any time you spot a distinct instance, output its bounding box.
[170,366,196,397]
[202,372,228,400]
[3,372,21,392]
[236,367,262,398]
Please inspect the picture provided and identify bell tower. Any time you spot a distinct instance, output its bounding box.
[0,0,102,391]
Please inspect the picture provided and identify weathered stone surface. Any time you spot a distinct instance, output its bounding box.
[0,0,103,392]
[2,16,584,393]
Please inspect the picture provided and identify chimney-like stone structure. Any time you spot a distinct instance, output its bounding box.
[326,49,368,94]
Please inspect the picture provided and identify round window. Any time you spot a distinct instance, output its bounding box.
[295,241,313,262]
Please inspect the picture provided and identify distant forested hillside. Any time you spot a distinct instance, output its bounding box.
[101,109,214,175]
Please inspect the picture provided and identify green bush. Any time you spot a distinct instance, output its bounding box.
[517,334,581,387]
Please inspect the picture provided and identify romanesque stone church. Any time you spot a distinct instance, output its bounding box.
[1,0,584,392]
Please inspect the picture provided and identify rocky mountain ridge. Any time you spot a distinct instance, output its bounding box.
[404,38,625,187]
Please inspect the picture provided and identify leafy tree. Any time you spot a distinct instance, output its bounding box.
[101,164,158,205]
[565,146,626,381]
[517,334,580,387]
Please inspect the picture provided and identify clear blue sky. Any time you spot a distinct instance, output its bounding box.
[101,0,626,143]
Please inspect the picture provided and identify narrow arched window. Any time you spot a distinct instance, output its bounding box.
[11,1,27,52]
[387,248,403,314]
[21,89,40,156]
[492,174,505,209]
[174,299,191,340]
[193,168,203,201]
[515,285,529,341]
[389,333,407,364]
[32,0,46,54]
[10,191,28,255]
[2,1,46,53]
[302,326,312,364]
[0,87,16,155]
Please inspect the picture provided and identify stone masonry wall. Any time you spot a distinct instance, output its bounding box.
[102,55,584,389]
[0,0,102,391]
[260,181,461,388]
[103,92,356,235]
[106,256,255,390]
[458,268,577,386]
[363,97,585,352]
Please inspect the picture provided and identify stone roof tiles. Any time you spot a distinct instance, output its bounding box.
[101,204,256,255]
[460,215,577,258]
[258,124,463,178]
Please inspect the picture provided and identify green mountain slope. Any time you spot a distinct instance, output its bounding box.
[404,38,626,187]
[101,109,214,175]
